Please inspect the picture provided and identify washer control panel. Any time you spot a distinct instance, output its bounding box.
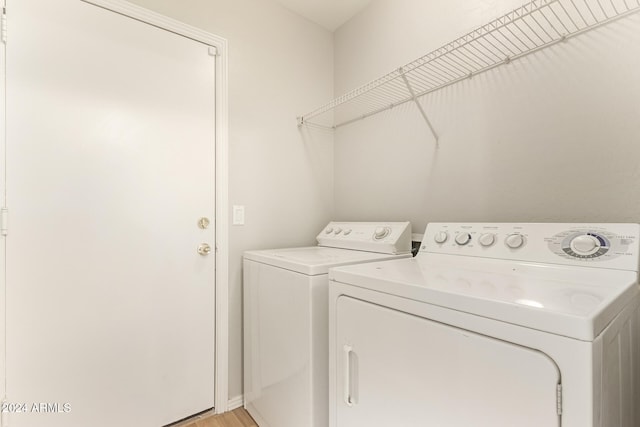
[546,228,635,261]
[317,222,412,254]
[422,223,640,271]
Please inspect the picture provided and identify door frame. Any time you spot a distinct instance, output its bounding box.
[0,0,231,415]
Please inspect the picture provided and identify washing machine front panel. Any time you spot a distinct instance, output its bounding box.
[243,259,318,427]
[335,296,561,427]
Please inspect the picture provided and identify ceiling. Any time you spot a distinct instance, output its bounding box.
[271,0,374,31]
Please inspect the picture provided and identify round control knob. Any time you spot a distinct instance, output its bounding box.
[455,232,471,246]
[343,229,352,236]
[325,227,333,234]
[434,231,449,244]
[505,233,525,249]
[334,227,342,235]
[374,227,390,240]
[570,234,600,255]
[478,233,496,247]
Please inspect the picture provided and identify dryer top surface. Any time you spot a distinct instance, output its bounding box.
[330,253,639,341]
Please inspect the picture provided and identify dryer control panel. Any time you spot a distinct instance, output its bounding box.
[422,223,640,271]
[317,222,412,254]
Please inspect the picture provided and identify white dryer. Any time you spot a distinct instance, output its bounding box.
[328,223,640,427]
[243,222,412,427]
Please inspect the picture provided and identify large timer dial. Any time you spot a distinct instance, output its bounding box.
[562,232,609,258]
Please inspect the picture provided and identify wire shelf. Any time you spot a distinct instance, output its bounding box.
[297,0,640,141]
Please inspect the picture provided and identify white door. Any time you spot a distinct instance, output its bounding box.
[4,1,216,426]
[335,296,561,427]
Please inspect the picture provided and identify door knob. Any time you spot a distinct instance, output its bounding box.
[198,243,212,256]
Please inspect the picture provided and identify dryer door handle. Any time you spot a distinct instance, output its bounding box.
[343,344,358,407]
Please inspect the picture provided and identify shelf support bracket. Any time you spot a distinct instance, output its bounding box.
[400,70,439,147]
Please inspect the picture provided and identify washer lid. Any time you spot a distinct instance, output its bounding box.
[329,253,639,341]
[244,247,409,276]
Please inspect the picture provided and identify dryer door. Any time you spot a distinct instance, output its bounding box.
[335,296,561,427]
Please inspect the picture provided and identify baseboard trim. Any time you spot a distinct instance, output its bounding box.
[227,395,244,411]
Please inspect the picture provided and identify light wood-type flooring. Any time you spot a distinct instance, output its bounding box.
[178,408,258,427]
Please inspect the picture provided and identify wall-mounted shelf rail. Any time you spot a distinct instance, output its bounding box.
[297,0,640,143]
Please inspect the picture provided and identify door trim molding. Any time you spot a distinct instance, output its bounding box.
[0,0,6,411]
[79,0,230,414]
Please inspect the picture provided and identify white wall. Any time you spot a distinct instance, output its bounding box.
[334,0,640,235]
[125,0,334,400]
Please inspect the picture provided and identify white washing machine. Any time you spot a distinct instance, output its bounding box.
[243,221,412,427]
[328,223,640,427]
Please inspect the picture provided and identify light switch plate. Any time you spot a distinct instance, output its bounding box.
[233,205,245,225]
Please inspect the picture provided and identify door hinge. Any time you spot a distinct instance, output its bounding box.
[208,46,218,57]
[1,7,6,44]
[1,208,8,236]
[556,383,563,416]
